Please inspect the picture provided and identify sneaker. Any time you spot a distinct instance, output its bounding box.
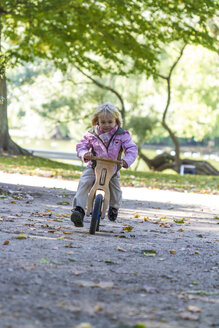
[71,206,85,227]
[108,207,118,221]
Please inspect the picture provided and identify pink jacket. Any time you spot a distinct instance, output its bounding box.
[76,127,138,169]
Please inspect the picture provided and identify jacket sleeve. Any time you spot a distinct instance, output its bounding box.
[122,131,138,168]
[76,133,92,162]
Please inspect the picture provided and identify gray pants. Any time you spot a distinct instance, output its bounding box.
[73,167,122,212]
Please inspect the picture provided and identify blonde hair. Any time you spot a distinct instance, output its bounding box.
[91,103,123,127]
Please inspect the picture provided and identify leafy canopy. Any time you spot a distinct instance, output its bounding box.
[1,0,218,76]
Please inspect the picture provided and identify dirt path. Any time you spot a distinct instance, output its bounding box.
[0,173,219,328]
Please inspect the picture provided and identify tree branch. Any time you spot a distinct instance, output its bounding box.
[157,45,187,172]
[74,65,126,126]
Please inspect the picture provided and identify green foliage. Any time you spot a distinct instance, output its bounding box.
[0,52,7,78]
[167,45,219,141]
[6,46,219,144]
[1,0,218,77]
[2,0,219,151]
[127,115,157,145]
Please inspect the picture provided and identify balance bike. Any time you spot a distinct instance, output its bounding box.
[86,156,122,235]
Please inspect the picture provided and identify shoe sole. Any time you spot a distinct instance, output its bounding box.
[71,213,84,227]
[108,217,117,222]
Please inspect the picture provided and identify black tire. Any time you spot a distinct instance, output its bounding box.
[89,194,103,235]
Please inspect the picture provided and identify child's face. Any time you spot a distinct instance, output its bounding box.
[98,114,117,133]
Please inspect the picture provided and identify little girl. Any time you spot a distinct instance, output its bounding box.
[71,102,138,227]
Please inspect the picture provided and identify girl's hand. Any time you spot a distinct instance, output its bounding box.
[84,152,93,160]
[122,159,128,168]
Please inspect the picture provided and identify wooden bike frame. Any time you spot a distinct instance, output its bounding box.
[86,156,122,219]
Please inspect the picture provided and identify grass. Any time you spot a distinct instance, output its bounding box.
[0,154,218,195]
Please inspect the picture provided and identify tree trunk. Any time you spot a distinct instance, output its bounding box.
[158,45,186,173]
[0,75,29,155]
[139,150,219,176]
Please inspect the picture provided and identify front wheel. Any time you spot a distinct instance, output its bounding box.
[89,194,103,235]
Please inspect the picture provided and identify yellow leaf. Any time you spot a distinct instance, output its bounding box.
[170,250,176,254]
[74,323,92,328]
[63,231,73,235]
[134,213,140,218]
[11,201,16,204]
[123,226,133,232]
[16,233,28,239]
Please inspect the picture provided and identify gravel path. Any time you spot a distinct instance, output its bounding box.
[0,173,218,328]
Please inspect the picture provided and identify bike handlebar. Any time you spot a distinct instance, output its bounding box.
[91,156,122,165]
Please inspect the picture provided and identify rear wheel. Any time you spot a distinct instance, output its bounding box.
[89,194,103,235]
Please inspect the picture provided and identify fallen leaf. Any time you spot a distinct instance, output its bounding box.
[11,201,16,204]
[57,201,70,205]
[114,235,128,238]
[3,240,9,245]
[117,247,126,252]
[187,305,202,313]
[74,323,92,328]
[174,219,185,224]
[134,323,147,328]
[170,250,176,254]
[94,304,102,312]
[64,242,75,248]
[73,271,81,276]
[134,213,140,218]
[40,257,51,264]
[48,230,56,233]
[63,231,73,235]
[123,226,133,232]
[133,249,157,256]
[16,233,28,239]
[160,223,170,228]
[104,260,116,264]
